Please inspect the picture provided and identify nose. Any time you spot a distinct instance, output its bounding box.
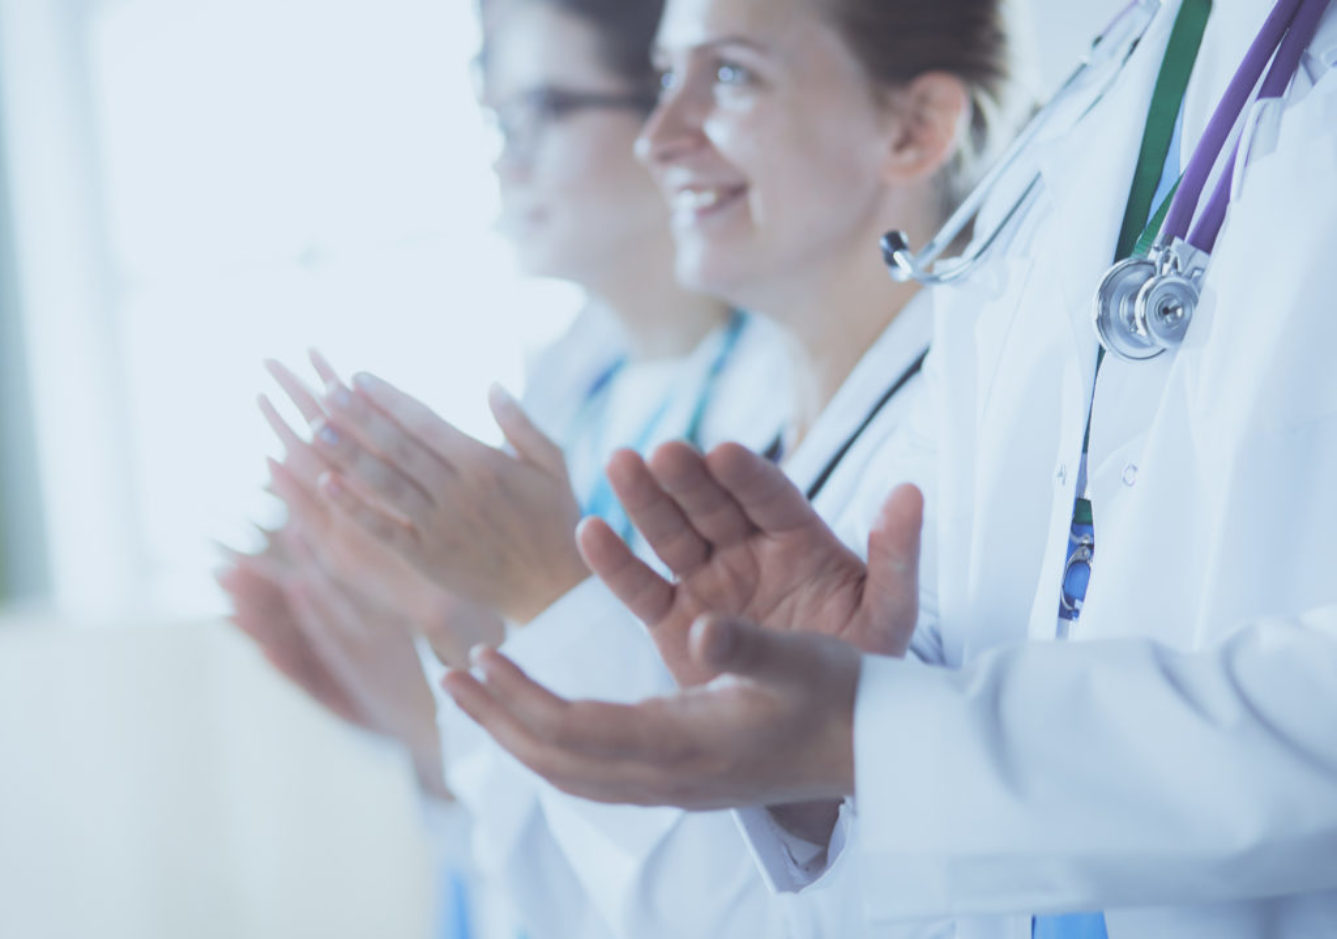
[635,81,705,169]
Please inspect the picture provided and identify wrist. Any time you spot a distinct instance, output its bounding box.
[507,550,591,625]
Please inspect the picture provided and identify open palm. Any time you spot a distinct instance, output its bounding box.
[580,441,922,686]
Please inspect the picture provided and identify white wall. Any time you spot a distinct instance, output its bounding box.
[0,616,437,939]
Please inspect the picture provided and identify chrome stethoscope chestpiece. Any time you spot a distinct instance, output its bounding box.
[1136,239,1209,349]
[1092,255,1163,360]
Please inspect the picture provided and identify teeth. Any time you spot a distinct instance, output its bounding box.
[676,189,725,211]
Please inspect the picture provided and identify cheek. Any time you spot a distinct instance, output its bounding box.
[519,126,665,275]
[543,126,656,219]
[711,109,883,234]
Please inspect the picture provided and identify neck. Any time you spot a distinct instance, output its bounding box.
[586,235,730,361]
[765,195,939,446]
[784,272,921,442]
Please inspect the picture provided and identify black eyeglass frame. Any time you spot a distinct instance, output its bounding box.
[485,86,660,160]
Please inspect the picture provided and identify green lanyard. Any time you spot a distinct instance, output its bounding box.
[1075,0,1212,527]
[1114,0,1213,261]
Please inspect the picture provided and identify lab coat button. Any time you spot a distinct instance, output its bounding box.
[1056,464,1069,485]
[1122,463,1139,486]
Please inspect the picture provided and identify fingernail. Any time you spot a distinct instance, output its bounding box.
[316,423,339,446]
[489,383,516,409]
[352,373,378,392]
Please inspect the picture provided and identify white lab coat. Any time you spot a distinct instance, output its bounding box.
[422,307,797,939]
[749,2,1337,937]
[424,295,941,938]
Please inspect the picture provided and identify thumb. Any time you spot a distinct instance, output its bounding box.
[861,483,923,657]
[489,383,567,478]
[690,616,847,688]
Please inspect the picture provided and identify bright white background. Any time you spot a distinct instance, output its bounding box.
[0,0,581,621]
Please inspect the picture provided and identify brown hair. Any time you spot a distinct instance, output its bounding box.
[821,0,1018,205]
[478,0,666,97]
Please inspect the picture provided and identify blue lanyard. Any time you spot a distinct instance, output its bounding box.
[574,312,747,542]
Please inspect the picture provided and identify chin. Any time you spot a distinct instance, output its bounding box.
[673,245,760,309]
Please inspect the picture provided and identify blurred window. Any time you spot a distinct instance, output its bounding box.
[0,0,580,619]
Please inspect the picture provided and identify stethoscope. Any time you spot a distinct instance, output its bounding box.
[881,0,1331,362]
[881,0,1165,286]
[1094,0,1329,361]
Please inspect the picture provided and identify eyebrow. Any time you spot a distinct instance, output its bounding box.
[652,33,772,63]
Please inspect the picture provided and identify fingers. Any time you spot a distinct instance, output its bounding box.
[443,651,680,803]
[258,394,331,488]
[285,566,370,641]
[351,372,485,464]
[705,442,821,536]
[311,420,434,519]
[489,384,567,479]
[647,441,754,547]
[320,471,420,557]
[862,483,923,656]
[307,347,342,388]
[323,381,452,500]
[441,663,619,786]
[267,457,330,534]
[605,449,711,575]
[216,540,288,583]
[264,358,325,425]
[576,517,676,627]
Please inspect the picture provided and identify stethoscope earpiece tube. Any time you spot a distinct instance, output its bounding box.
[1095,0,1331,364]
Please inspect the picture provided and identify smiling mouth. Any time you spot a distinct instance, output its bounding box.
[671,185,747,222]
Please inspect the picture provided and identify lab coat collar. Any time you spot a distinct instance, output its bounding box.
[782,291,933,496]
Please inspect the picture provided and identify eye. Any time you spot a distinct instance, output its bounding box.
[713,60,753,87]
[656,67,679,94]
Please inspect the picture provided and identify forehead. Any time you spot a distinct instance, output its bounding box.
[483,2,619,101]
[656,0,817,56]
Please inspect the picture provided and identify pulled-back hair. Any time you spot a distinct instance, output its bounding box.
[821,0,1019,206]
[478,0,666,96]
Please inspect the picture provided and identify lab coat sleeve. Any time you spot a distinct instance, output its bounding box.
[852,606,1337,922]
[732,803,958,937]
[733,802,853,893]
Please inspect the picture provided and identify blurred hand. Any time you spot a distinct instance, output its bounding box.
[279,530,451,797]
[217,545,368,729]
[217,532,450,798]
[443,617,861,809]
[261,353,505,659]
[578,441,923,685]
[309,372,588,624]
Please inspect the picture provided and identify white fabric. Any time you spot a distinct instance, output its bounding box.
[732,296,962,939]
[744,3,1337,937]
[422,309,797,939]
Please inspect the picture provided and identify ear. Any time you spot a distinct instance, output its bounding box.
[882,71,971,185]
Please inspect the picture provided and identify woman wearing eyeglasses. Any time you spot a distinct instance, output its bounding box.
[221,0,788,937]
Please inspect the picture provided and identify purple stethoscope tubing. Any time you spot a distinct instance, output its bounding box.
[1163,0,1332,254]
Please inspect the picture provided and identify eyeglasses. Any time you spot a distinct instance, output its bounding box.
[485,86,659,163]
